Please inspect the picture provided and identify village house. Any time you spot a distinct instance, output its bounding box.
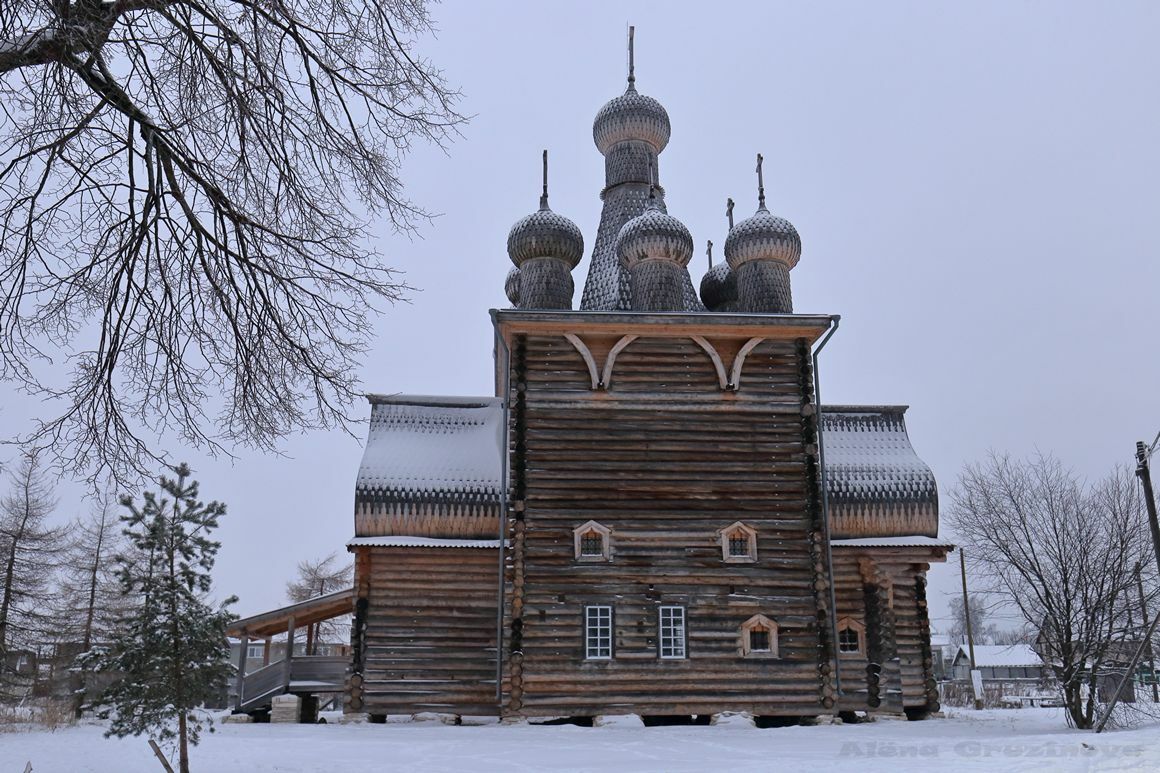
[230,30,952,724]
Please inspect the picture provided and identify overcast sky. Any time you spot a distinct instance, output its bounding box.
[5,0,1160,636]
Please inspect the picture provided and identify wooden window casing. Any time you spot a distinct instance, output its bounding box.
[585,605,613,660]
[573,520,612,562]
[658,606,687,660]
[739,614,779,658]
[837,616,865,656]
[720,521,757,563]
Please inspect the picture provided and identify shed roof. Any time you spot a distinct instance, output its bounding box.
[356,395,503,505]
[953,644,1042,668]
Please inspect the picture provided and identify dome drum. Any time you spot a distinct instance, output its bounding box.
[734,260,793,314]
[516,257,575,310]
[628,259,687,312]
[604,141,660,188]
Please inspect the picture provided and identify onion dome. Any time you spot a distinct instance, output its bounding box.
[592,28,670,154]
[504,266,521,306]
[593,87,671,155]
[699,240,737,311]
[506,157,584,270]
[724,156,801,271]
[615,195,693,269]
[699,262,735,310]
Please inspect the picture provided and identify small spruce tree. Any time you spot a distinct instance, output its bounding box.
[96,465,235,773]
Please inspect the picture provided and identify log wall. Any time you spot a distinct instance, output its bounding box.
[347,546,500,717]
[503,328,835,717]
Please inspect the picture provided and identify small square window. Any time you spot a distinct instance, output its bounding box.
[580,531,604,557]
[720,522,757,562]
[837,617,864,655]
[573,521,611,561]
[749,629,770,652]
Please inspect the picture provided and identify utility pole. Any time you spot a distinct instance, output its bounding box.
[959,549,983,710]
[1137,441,1160,578]
[1095,438,1160,731]
[1136,562,1159,702]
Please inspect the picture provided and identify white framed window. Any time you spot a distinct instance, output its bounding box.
[720,522,757,563]
[247,644,264,659]
[837,616,865,656]
[585,606,613,660]
[739,614,779,658]
[573,521,612,562]
[659,606,687,659]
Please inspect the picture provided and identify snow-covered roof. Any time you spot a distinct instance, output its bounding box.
[821,406,939,538]
[953,644,1042,668]
[347,536,503,549]
[355,397,939,541]
[356,395,503,505]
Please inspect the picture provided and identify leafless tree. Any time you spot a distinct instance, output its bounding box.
[0,1,464,483]
[948,593,998,646]
[0,447,68,700]
[54,485,128,713]
[286,551,352,654]
[950,453,1159,728]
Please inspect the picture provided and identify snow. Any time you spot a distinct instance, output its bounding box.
[357,395,503,496]
[821,407,938,501]
[832,536,955,548]
[4,709,1159,772]
[954,644,1043,668]
[346,536,503,549]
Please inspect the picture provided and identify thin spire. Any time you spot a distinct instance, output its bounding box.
[540,149,549,209]
[707,240,714,268]
[726,198,735,229]
[646,157,658,206]
[627,25,636,89]
[756,153,766,210]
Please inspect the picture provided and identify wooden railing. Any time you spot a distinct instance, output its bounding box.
[237,656,347,712]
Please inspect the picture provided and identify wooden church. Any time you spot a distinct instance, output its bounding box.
[345,32,950,722]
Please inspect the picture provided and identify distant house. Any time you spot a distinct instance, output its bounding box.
[951,645,1047,682]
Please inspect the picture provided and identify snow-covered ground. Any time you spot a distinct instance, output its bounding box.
[3,709,1158,772]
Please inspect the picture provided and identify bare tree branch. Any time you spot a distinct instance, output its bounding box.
[0,0,464,483]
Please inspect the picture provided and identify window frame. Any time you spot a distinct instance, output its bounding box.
[573,520,612,562]
[658,605,688,660]
[739,614,780,658]
[836,616,865,657]
[720,521,758,563]
[584,605,614,660]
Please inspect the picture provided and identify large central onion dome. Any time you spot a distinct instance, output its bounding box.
[593,86,671,155]
[615,197,693,269]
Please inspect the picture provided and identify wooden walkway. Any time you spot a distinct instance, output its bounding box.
[227,589,354,714]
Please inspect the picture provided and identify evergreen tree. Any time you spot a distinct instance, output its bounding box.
[95,465,235,773]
